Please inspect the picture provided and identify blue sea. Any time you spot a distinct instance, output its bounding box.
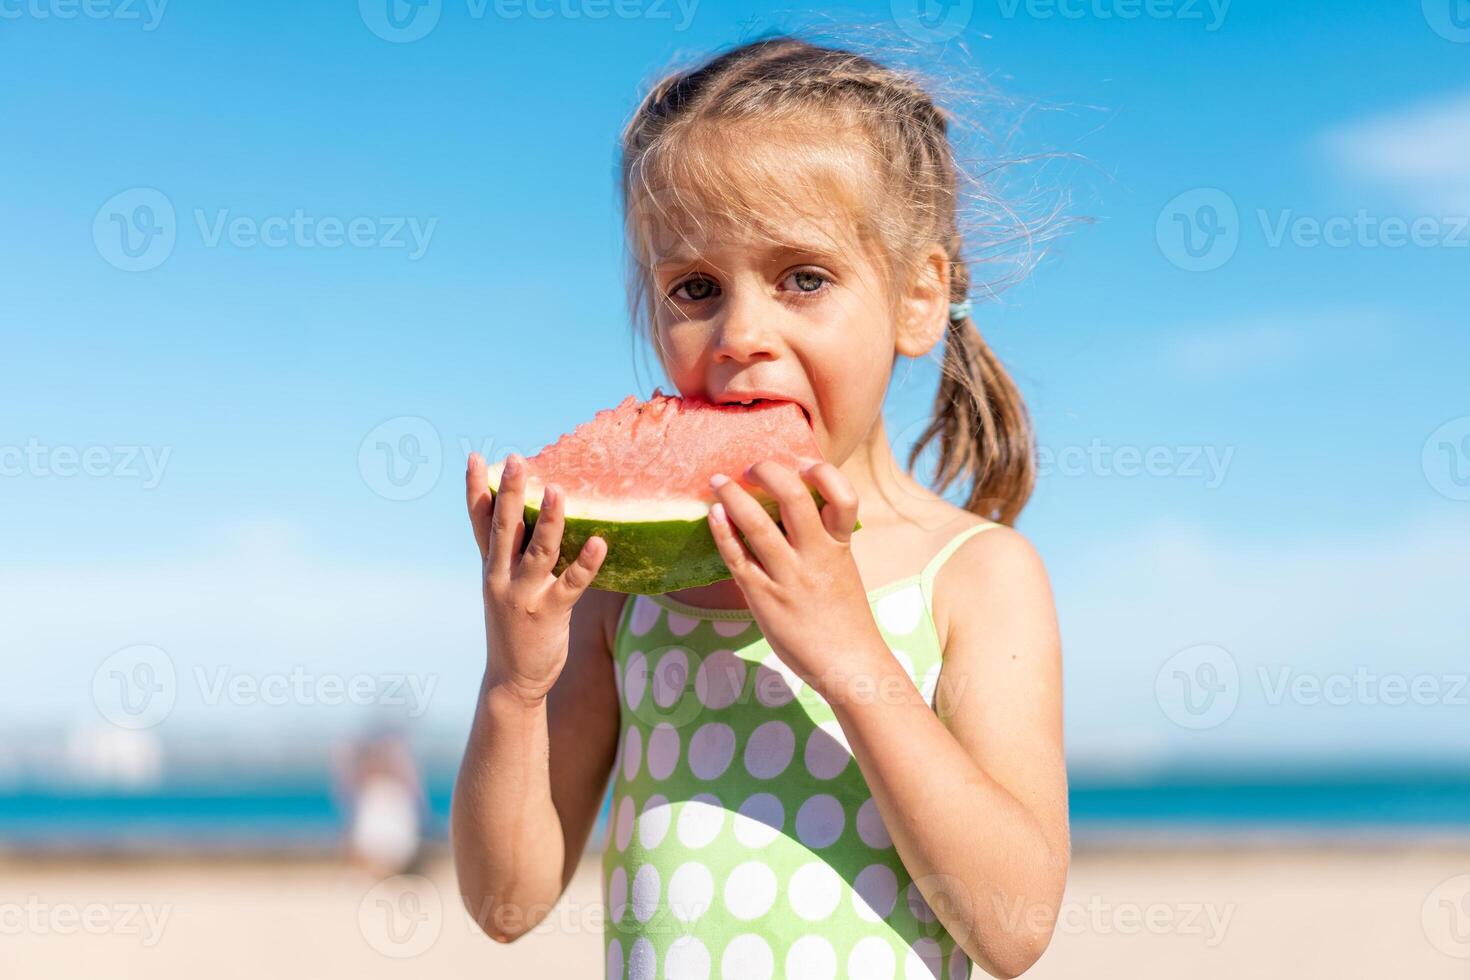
[5,768,1469,853]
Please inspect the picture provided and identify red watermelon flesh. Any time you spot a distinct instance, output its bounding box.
[484,391,826,593]
[516,392,819,508]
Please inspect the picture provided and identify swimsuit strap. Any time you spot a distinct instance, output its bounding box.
[918,521,1001,609]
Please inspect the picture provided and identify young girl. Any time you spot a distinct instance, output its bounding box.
[453,36,1067,980]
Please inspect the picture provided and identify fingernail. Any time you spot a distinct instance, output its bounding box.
[505,454,520,477]
[710,502,727,525]
[545,483,558,506]
[710,473,730,489]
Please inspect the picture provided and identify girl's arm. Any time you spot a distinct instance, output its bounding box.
[450,453,621,943]
[829,526,1068,978]
[450,589,622,942]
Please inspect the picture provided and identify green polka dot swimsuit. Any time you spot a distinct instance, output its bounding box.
[601,522,996,980]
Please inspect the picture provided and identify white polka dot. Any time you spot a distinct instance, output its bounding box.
[906,938,944,980]
[667,861,714,923]
[695,649,746,710]
[786,935,837,980]
[687,722,736,780]
[607,938,624,980]
[795,794,844,848]
[788,861,842,920]
[804,721,852,780]
[853,863,899,921]
[857,797,893,848]
[723,861,777,920]
[754,652,803,707]
[908,882,936,923]
[667,611,701,636]
[628,597,661,636]
[653,647,690,708]
[666,935,711,980]
[622,726,642,781]
[919,663,941,705]
[743,720,794,779]
[721,934,773,980]
[607,865,627,922]
[646,723,680,780]
[638,795,672,849]
[876,585,924,635]
[849,936,897,980]
[631,864,660,923]
[947,949,971,980]
[733,793,783,847]
[624,652,649,711]
[676,794,725,849]
[614,795,635,850]
[630,936,656,980]
[712,618,752,637]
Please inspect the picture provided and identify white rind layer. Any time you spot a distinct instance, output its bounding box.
[484,458,713,522]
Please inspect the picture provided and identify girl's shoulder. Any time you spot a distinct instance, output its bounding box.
[922,507,1052,650]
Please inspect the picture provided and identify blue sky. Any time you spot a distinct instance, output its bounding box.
[3,0,1467,770]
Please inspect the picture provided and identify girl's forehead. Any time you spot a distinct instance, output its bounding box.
[630,122,879,264]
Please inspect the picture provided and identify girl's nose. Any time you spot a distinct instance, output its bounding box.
[711,294,777,365]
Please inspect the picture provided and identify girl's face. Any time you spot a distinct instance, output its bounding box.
[646,201,940,467]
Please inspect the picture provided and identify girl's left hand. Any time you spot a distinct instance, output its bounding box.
[707,461,884,698]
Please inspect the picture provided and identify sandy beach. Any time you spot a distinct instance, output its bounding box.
[5,843,1468,978]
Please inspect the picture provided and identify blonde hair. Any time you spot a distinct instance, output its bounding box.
[619,35,1037,525]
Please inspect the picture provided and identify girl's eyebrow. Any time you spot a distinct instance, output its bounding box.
[651,238,843,268]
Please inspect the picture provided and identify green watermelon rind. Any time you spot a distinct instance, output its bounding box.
[491,477,854,594]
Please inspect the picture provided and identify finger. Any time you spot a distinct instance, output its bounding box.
[743,460,823,548]
[550,535,607,606]
[708,500,768,589]
[466,453,493,560]
[520,482,566,576]
[711,473,793,574]
[801,462,860,543]
[488,454,528,577]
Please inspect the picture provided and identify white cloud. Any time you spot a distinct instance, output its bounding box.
[1058,513,1470,769]
[1323,89,1470,213]
[0,531,486,732]
[1158,310,1388,381]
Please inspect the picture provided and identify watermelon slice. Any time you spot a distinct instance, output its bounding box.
[485,392,825,594]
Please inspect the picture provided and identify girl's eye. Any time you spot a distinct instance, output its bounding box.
[781,269,829,294]
[670,275,719,301]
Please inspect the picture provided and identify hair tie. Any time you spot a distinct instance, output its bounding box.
[948,299,972,323]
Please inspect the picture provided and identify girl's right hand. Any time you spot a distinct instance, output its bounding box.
[465,452,608,706]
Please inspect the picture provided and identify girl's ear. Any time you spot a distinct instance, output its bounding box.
[894,244,951,359]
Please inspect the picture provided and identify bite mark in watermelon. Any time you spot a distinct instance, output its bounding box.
[485,392,829,594]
